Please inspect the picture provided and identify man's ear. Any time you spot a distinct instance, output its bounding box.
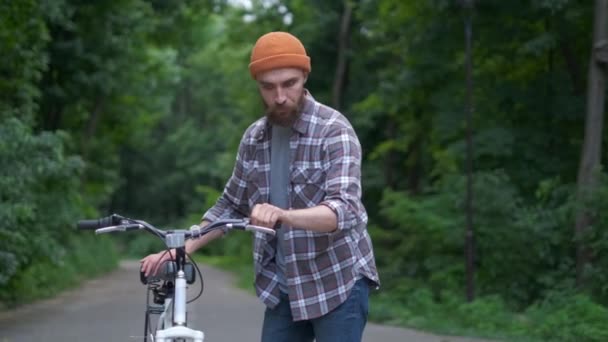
[302,71,309,84]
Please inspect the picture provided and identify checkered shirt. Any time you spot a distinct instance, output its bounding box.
[203,91,379,321]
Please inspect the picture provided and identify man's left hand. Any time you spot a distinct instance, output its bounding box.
[250,203,287,229]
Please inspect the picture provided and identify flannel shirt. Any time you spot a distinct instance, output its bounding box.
[203,91,379,321]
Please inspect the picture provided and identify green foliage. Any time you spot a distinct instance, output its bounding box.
[3,235,118,306]
[525,293,608,342]
[370,288,515,337]
[377,170,578,298]
[0,0,49,120]
[371,286,608,342]
[0,116,119,306]
[2,0,607,340]
[0,0,119,307]
[578,174,608,303]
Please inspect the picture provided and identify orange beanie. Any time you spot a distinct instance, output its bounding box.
[249,32,311,79]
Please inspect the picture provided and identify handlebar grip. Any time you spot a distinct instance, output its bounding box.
[246,224,276,236]
[76,215,117,230]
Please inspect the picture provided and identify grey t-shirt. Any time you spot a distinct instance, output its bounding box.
[269,124,291,294]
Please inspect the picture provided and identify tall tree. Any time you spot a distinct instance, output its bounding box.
[575,0,608,287]
[331,0,353,110]
[462,0,476,302]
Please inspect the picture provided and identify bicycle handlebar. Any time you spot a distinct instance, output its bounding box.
[76,214,276,240]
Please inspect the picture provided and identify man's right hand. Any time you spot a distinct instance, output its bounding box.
[140,250,175,277]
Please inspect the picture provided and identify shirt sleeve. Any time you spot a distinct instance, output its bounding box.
[320,122,367,232]
[202,135,250,222]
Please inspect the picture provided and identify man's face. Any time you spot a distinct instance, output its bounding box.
[256,68,307,127]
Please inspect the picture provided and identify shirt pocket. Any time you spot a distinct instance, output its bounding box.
[290,167,325,208]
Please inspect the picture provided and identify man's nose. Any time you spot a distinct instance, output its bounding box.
[275,87,286,105]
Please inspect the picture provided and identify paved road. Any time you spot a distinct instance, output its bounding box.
[0,261,492,342]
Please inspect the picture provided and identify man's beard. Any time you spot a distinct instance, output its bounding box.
[264,94,304,127]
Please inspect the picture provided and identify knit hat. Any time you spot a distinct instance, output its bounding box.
[249,32,311,79]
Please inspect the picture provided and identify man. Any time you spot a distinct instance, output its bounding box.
[141,31,379,342]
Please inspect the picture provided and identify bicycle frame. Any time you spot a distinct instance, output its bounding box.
[157,297,174,335]
[138,231,204,341]
[154,286,204,341]
[147,294,197,341]
[153,239,203,342]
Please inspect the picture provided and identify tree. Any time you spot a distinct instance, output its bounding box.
[575,0,607,287]
[331,0,353,110]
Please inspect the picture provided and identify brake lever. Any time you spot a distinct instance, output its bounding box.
[245,224,276,236]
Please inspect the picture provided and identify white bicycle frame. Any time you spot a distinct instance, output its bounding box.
[155,297,173,336]
[153,270,204,342]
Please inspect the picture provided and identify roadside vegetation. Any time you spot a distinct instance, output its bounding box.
[2,1,607,340]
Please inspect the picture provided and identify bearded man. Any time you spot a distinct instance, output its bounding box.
[141,31,379,342]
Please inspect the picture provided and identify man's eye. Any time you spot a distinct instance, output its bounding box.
[285,80,296,87]
[262,84,274,90]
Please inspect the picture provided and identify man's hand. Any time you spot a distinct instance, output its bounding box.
[250,203,286,229]
[140,250,174,277]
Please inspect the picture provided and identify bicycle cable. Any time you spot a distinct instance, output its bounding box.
[186,251,204,304]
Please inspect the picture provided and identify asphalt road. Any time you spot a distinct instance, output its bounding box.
[0,261,493,342]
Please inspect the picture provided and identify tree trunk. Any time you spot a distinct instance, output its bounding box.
[575,0,608,287]
[406,137,422,195]
[81,96,104,159]
[86,97,104,138]
[463,0,475,302]
[43,108,62,131]
[331,0,352,111]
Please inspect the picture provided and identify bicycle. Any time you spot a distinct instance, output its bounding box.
[77,213,275,342]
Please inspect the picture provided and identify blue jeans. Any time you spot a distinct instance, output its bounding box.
[261,278,370,342]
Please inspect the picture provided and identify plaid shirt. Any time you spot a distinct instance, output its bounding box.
[203,91,379,321]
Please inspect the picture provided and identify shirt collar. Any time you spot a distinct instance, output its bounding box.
[292,89,315,135]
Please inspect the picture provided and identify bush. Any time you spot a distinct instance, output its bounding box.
[369,170,608,340]
[1,234,118,307]
[526,294,608,342]
[0,117,118,307]
[375,170,582,308]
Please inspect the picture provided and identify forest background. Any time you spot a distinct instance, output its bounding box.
[2,1,608,341]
